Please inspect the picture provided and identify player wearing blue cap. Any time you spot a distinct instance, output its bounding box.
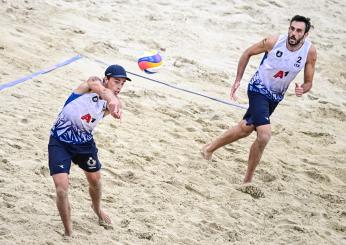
[48,64,131,237]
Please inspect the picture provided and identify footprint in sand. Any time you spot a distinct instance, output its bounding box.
[331,222,346,234]
[157,107,181,120]
[258,169,277,183]
[120,219,130,228]
[237,184,265,199]
[319,193,345,204]
[300,131,336,145]
[186,127,196,132]
[20,118,28,124]
[317,106,346,121]
[185,183,211,199]
[34,166,49,177]
[173,56,196,68]
[137,232,154,241]
[1,158,8,164]
[8,143,22,150]
[103,168,136,183]
[0,227,10,236]
[304,169,331,184]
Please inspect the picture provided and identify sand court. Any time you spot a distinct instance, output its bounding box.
[0,0,345,244]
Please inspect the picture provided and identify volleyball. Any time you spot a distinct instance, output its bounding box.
[137,51,163,74]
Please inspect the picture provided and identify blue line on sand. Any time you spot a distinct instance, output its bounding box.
[0,54,83,92]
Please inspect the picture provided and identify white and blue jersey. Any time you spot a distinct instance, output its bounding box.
[51,92,107,144]
[249,34,311,102]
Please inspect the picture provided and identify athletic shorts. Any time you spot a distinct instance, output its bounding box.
[48,135,101,176]
[243,90,279,127]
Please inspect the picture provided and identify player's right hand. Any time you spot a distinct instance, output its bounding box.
[107,99,122,119]
[230,80,240,101]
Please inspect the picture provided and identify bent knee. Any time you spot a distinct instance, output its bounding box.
[257,131,271,144]
[240,122,255,137]
[90,179,101,188]
[86,173,101,187]
[53,174,69,197]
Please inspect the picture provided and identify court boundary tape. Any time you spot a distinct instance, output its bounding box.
[0,54,83,92]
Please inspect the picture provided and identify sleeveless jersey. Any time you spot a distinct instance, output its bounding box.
[51,92,107,144]
[249,34,311,102]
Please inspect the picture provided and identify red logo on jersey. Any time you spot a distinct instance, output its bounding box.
[273,70,289,79]
[81,114,96,123]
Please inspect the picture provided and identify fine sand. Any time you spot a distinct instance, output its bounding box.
[0,0,345,244]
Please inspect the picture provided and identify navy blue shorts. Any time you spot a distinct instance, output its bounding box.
[243,90,279,127]
[48,135,101,176]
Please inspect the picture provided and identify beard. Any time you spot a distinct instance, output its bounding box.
[288,35,304,47]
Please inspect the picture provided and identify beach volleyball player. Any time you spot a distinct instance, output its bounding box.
[202,15,317,183]
[48,65,131,236]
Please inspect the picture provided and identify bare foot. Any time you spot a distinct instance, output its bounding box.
[63,233,73,241]
[91,205,113,229]
[200,144,213,161]
[64,230,72,237]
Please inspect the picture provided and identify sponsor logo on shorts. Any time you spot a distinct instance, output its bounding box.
[87,157,97,169]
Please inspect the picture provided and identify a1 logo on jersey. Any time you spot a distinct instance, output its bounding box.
[273,70,289,79]
[81,113,96,123]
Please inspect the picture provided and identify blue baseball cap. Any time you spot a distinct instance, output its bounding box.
[105,64,131,81]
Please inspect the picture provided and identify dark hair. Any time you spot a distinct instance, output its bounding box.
[290,15,313,33]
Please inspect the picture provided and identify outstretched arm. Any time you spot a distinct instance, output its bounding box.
[74,76,122,119]
[295,45,317,96]
[230,35,278,100]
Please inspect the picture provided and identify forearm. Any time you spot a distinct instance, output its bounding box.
[98,87,119,104]
[302,45,317,94]
[235,51,251,81]
[302,81,312,93]
[87,78,118,104]
[91,84,121,119]
[76,76,121,119]
[302,64,314,94]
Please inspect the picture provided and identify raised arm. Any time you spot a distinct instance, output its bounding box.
[295,45,317,96]
[74,76,122,119]
[230,35,278,100]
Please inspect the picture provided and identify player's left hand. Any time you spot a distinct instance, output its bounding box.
[295,83,304,97]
